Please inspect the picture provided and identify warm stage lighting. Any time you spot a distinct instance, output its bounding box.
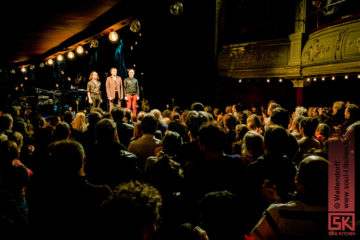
[344,75,348,79]
[21,67,26,73]
[279,78,283,83]
[76,46,84,54]
[266,79,270,83]
[332,76,335,80]
[47,59,54,65]
[109,31,119,42]
[307,78,310,82]
[57,55,63,61]
[67,52,75,59]
[238,79,242,83]
[358,74,360,79]
[321,77,325,81]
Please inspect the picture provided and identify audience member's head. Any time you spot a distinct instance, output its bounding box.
[88,111,102,127]
[48,139,85,177]
[264,125,289,156]
[198,123,227,154]
[54,122,70,141]
[223,113,237,131]
[62,111,73,126]
[184,110,209,140]
[294,106,308,118]
[111,107,125,122]
[242,131,265,162]
[100,181,162,240]
[72,112,86,132]
[270,107,290,129]
[191,102,205,111]
[162,131,183,157]
[315,123,330,139]
[345,103,360,121]
[0,113,14,132]
[332,101,345,115]
[96,119,117,144]
[295,155,328,205]
[235,124,249,141]
[267,102,281,117]
[300,117,319,137]
[247,114,262,131]
[141,114,158,135]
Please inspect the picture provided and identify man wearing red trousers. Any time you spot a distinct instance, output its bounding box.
[124,68,139,115]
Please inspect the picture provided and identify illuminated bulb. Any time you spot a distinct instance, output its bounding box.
[135,41,138,45]
[344,75,348,79]
[21,67,26,73]
[39,63,45,68]
[15,86,19,91]
[141,72,144,76]
[47,59,54,65]
[266,79,270,83]
[332,76,335,80]
[130,45,134,51]
[76,46,84,54]
[238,79,242,83]
[357,74,360,79]
[10,69,16,74]
[57,55,64,61]
[56,84,59,88]
[139,33,142,37]
[133,64,136,67]
[67,52,75,59]
[24,77,28,80]
[109,31,119,42]
[307,78,310,82]
[279,78,283,83]
[20,83,24,87]
[67,77,71,81]
[61,71,65,75]
[313,77,317,81]
[321,77,325,81]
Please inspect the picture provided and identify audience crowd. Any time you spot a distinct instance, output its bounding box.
[0,99,359,239]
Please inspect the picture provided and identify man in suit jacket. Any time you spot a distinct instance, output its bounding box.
[106,68,123,112]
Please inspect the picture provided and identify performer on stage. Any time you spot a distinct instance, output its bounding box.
[124,68,139,115]
[106,68,123,112]
[87,71,102,111]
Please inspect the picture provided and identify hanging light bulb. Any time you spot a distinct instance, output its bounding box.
[344,75,349,79]
[331,76,335,80]
[279,78,283,83]
[130,19,141,33]
[238,79,242,83]
[76,46,84,54]
[321,77,325,81]
[307,78,310,82]
[67,52,75,59]
[21,67,26,73]
[357,74,360,79]
[313,77,317,82]
[57,55,64,61]
[47,59,54,65]
[266,78,270,83]
[109,30,119,42]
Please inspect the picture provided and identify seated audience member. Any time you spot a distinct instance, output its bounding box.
[100,181,162,240]
[250,155,328,240]
[270,108,299,160]
[53,122,70,141]
[146,130,183,175]
[290,115,305,140]
[150,109,167,138]
[0,140,32,218]
[315,123,330,147]
[341,103,360,135]
[222,113,238,154]
[297,117,321,162]
[167,119,190,144]
[247,114,263,135]
[232,124,249,155]
[27,139,111,239]
[177,110,209,168]
[264,102,281,130]
[70,112,87,143]
[196,190,245,240]
[111,106,134,148]
[185,123,244,204]
[241,131,265,166]
[327,100,345,136]
[85,119,139,186]
[128,114,162,172]
[244,125,297,226]
[81,111,102,153]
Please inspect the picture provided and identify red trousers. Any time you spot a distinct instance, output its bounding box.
[126,94,138,115]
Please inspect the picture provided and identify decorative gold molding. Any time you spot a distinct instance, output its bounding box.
[302,61,360,76]
[303,39,331,62]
